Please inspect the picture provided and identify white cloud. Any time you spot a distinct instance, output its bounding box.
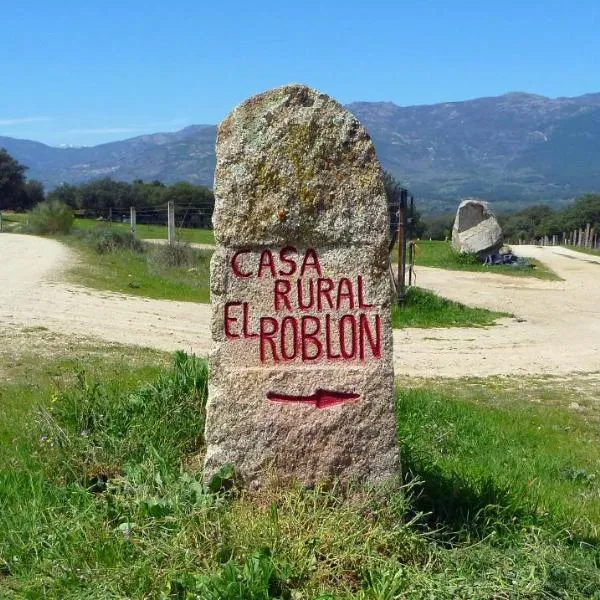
[66,119,192,138]
[67,127,142,135]
[0,116,52,126]
[148,117,190,128]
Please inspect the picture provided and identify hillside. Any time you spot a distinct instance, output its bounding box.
[348,92,600,211]
[2,92,600,212]
[0,125,217,191]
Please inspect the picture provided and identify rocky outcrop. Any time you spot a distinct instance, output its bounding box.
[452,199,503,257]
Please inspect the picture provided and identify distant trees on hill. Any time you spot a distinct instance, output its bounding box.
[416,195,600,241]
[0,149,214,229]
[3,144,599,239]
[0,148,45,211]
[500,194,600,241]
[47,178,215,228]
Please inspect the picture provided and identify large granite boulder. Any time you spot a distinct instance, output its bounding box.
[204,84,398,489]
[452,199,503,256]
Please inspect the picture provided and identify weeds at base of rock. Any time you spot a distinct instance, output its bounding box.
[1,351,599,598]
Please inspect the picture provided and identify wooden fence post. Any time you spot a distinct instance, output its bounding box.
[584,223,591,247]
[130,206,136,237]
[168,201,176,246]
[396,190,407,304]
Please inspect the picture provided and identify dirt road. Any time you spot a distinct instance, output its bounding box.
[1,234,599,377]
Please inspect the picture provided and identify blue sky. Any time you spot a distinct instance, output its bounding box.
[1,0,598,146]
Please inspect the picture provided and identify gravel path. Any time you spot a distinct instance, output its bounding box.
[1,234,599,378]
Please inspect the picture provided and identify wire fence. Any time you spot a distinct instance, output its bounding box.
[77,202,215,232]
[387,188,418,304]
[76,194,423,304]
[511,225,600,251]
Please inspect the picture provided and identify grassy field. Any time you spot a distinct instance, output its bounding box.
[73,217,216,244]
[0,336,598,598]
[0,212,25,232]
[0,331,168,461]
[391,286,508,328]
[67,231,212,303]
[63,230,505,329]
[0,212,216,244]
[406,240,561,280]
[6,213,558,282]
[404,374,600,532]
[564,244,600,257]
[1,213,534,329]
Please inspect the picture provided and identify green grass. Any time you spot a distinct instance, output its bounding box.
[66,232,212,302]
[398,381,600,536]
[392,286,508,328]
[65,232,504,331]
[5,221,505,330]
[408,240,560,280]
[73,217,216,244]
[1,213,213,302]
[0,212,26,221]
[0,212,27,231]
[1,335,599,598]
[70,241,502,328]
[0,212,216,244]
[0,331,168,461]
[564,244,600,257]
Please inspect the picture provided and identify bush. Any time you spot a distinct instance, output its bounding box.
[38,351,207,485]
[451,249,480,265]
[28,200,74,234]
[148,243,213,275]
[94,229,145,254]
[150,242,200,268]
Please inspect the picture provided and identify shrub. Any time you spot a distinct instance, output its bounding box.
[451,249,480,265]
[147,244,213,289]
[28,200,74,234]
[37,351,207,484]
[94,229,145,254]
[151,242,200,268]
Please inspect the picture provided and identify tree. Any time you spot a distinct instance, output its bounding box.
[13,179,45,211]
[497,196,600,241]
[48,183,80,209]
[500,205,554,240]
[383,171,425,240]
[78,178,137,213]
[163,182,214,228]
[423,213,455,240]
[561,194,600,232]
[132,179,167,210]
[42,178,215,228]
[0,148,28,209]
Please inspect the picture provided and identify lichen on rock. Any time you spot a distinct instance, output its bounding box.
[205,85,398,489]
[452,198,503,257]
[213,84,388,248]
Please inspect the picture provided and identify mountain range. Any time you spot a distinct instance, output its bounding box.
[2,91,600,213]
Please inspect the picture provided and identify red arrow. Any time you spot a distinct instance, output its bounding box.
[266,389,360,409]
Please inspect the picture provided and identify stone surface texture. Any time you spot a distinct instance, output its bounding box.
[452,198,503,256]
[204,84,398,488]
